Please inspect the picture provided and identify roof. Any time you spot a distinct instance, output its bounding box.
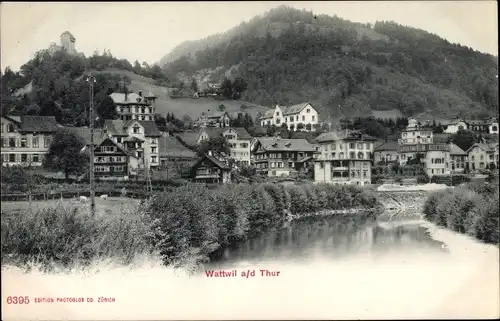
[65,126,106,146]
[109,92,149,105]
[260,109,275,119]
[96,137,134,156]
[159,134,197,158]
[281,102,311,115]
[104,119,161,137]
[441,118,467,126]
[448,143,467,155]
[198,127,253,141]
[124,136,144,142]
[18,116,60,133]
[192,154,231,170]
[254,138,318,152]
[374,141,399,152]
[468,143,499,153]
[314,130,378,143]
[61,31,75,40]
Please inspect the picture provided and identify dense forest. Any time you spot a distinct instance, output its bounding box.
[1,49,174,126]
[162,5,499,119]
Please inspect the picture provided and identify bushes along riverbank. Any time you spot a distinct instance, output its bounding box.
[1,183,380,271]
[423,181,499,244]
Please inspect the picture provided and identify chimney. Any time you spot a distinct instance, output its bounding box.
[138,91,143,97]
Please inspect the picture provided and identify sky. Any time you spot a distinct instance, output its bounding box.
[1,1,498,71]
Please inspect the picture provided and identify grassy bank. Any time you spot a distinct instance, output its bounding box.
[1,183,380,271]
[423,181,499,244]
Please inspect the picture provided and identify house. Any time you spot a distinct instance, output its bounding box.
[466,143,499,171]
[252,137,318,177]
[190,153,232,183]
[103,119,162,169]
[197,127,253,167]
[110,90,157,121]
[448,143,467,174]
[442,118,468,134]
[1,115,60,167]
[158,133,197,178]
[423,144,451,177]
[398,118,434,165]
[313,130,377,186]
[466,117,498,134]
[195,111,230,128]
[374,140,399,164]
[259,102,319,131]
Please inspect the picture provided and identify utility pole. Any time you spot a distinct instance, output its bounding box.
[86,74,96,216]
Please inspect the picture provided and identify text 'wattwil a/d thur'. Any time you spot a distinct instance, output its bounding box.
[204,269,281,278]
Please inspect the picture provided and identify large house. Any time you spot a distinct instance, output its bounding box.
[259,102,319,131]
[448,143,468,174]
[398,118,434,165]
[252,137,318,177]
[442,118,468,134]
[467,118,499,134]
[466,143,499,171]
[190,153,232,184]
[196,127,253,167]
[1,115,60,167]
[313,130,376,186]
[103,119,162,170]
[110,90,157,121]
[195,111,230,128]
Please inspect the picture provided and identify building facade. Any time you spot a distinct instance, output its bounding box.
[467,117,498,134]
[373,141,399,164]
[190,154,232,184]
[314,131,376,186]
[110,90,157,121]
[259,102,319,131]
[103,119,162,170]
[195,111,230,128]
[196,127,253,167]
[251,137,317,177]
[448,143,467,174]
[398,118,434,165]
[93,137,137,180]
[1,115,60,167]
[424,144,451,177]
[442,118,468,134]
[467,143,499,171]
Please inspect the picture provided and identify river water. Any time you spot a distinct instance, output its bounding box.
[3,212,499,320]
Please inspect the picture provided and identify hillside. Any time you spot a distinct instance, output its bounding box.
[161,5,499,120]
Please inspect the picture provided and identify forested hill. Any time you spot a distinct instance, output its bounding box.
[161,5,499,120]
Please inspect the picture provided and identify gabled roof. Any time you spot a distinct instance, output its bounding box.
[260,109,275,119]
[104,119,161,137]
[254,138,317,152]
[95,137,135,157]
[281,102,312,115]
[16,116,60,133]
[374,141,399,152]
[314,130,377,143]
[192,154,231,170]
[198,126,253,141]
[467,142,499,153]
[159,134,197,158]
[230,127,252,140]
[448,143,467,156]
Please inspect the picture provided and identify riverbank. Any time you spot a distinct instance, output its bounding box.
[422,181,499,244]
[1,182,381,271]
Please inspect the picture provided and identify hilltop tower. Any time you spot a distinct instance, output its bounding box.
[60,31,76,55]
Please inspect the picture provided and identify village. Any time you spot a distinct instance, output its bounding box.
[1,85,498,188]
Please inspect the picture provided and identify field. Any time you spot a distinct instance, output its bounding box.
[89,68,270,120]
[1,197,140,216]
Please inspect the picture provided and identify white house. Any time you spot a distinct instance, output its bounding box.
[197,127,253,167]
[442,118,468,134]
[259,102,319,131]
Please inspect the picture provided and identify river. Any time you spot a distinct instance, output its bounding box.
[2,211,499,320]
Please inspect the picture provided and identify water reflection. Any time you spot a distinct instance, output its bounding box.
[209,212,447,268]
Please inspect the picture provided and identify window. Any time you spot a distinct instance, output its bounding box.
[325,145,329,151]
[289,116,294,122]
[349,152,355,159]
[302,115,305,121]
[271,162,276,168]
[133,125,140,134]
[116,137,122,143]
[32,137,39,148]
[331,152,336,159]
[1,137,4,147]
[295,116,298,121]
[7,124,15,132]
[240,143,248,148]
[32,154,39,163]
[0,124,3,132]
[9,154,16,162]
[44,138,51,148]
[357,143,363,149]
[102,146,116,153]
[349,143,355,149]
[312,116,315,121]
[306,108,310,113]
[357,152,364,159]
[151,156,157,163]
[21,137,28,148]
[114,166,124,172]
[151,147,157,153]
[9,138,16,147]
[21,154,27,162]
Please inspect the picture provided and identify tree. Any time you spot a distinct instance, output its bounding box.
[155,113,167,131]
[198,136,230,156]
[43,128,88,179]
[182,114,193,129]
[450,129,476,152]
[96,95,118,125]
[232,77,248,99]
[191,78,198,92]
[220,78,233,99]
